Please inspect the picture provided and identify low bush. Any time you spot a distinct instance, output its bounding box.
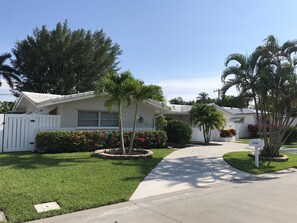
[36,130,167,153]
[166,120,192,146]
[248,124,270,138]
[220,128,236,137]
[283,126,297,144]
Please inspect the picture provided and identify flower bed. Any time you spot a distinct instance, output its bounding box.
[94,148,153,160]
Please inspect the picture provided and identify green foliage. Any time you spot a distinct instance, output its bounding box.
[223,151,297,175]
[129,79,165,152]
[196,92,210,104]
[156,115,168,131]
[95,71,137,153]
[0,53,20,89]
[222,35,297,156]
[283,126,297,144]
[190,104,225,143]
[166,120,192,146]
[36,130,167,153]
[169,96,194,105]
[11,21,121,95]
[216,95,251,108]
[0,149,173,222]
[0,101,14,113]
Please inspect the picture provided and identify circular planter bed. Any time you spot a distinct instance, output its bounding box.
[94,148,153,160]
[248,152,289,162]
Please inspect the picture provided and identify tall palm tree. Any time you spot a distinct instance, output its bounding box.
[95,71,135,154]
[0,53,20,88]
[190,104,225,144]
[221,35,297,157]
[128,80,165,153]
[221,49,264,125]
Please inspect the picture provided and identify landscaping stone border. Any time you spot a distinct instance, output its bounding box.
[94,148,153,160]
[248,152,289,162]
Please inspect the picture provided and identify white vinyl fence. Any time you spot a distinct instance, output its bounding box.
[0,114,60,152]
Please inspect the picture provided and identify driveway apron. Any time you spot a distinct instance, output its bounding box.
[130,142,254,200]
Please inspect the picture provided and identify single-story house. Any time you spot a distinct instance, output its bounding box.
[164,103,257,141]
[13,91,165,130]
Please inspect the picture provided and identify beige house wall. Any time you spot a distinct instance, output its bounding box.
[58,97,157,128]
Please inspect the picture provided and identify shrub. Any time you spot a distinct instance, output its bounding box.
[220,128,236,137]
[155,115,167,131]
[166,120,192,146]
[36,130,167,153]
[283,126,297,144]
[248,124,259,138]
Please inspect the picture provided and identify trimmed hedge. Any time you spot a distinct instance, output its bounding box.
[36,130,167,153]
[166,120,192,146]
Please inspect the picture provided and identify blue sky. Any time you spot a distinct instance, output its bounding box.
[1,0,297,101]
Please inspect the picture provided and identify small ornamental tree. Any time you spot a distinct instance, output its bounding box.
[128,80,165,153]
[95,71,135,154]
[190,104,225,144]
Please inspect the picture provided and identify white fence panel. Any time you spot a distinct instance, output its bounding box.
[2,114,61,152]
[0,114,4,152]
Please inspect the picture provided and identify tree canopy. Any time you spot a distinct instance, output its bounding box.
[12,21,121,96]
[221,35,297,156]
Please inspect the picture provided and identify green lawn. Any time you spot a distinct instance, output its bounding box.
[0,148,173,223]
[223,151,297,175]
[236,138,297,148]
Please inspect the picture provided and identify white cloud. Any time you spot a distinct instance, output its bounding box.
[153,76,239,101]
[0,79,16,102]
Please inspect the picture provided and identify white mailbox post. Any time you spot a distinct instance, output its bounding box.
[249,139,264,168]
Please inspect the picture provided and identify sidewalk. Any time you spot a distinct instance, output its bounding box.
[28,168,297,223]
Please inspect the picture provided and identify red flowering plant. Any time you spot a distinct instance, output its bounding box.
[220,128,236,138]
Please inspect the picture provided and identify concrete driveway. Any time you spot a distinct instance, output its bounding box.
[131,142,254,200]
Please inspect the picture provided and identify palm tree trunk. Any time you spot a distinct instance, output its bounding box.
[118,103,125,154]
[128,103,139,154]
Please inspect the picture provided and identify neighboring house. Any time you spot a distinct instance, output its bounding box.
[13,91,165,130]
[165,103,257,142]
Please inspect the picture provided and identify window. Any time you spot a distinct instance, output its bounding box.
[78,111,99,126]
[78,111,118,127]
[100,112,118,127]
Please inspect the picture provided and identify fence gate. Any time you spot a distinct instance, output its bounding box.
[1,114,61,152]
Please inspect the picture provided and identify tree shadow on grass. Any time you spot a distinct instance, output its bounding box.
[0,152,97,169]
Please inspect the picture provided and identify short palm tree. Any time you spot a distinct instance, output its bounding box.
[0,53,20,88]
[190,103,225,144]
[196,92,210,104]
[95,71,135,154]
[128,80,165,153]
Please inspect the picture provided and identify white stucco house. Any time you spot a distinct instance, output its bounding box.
[13,91,165,130]
[164,103,257,142]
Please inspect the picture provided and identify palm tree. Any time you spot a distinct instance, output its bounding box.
[0,53,20,88]
[196,92,210,104]
[221,49,264,125]
[190,104,225,144]
[95,71,135,154]
[221,35,297,157]
[255,35,297,156]
[128,80,165,153]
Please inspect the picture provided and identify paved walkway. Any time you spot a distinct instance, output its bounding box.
[130,142,254,200]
